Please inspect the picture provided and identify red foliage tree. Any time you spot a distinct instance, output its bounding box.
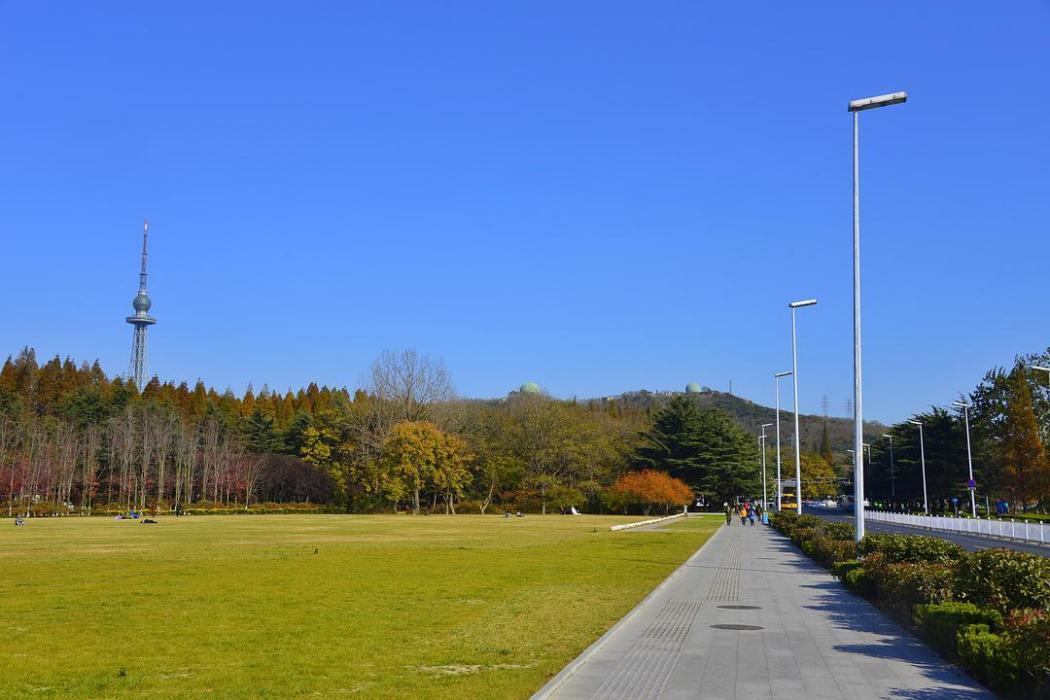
[607,470,693,515]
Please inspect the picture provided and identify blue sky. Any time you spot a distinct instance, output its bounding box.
[1,2,1047,422]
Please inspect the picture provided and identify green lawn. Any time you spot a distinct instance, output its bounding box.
[0,514,721,698]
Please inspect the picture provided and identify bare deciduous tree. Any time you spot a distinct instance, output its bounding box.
[369,349,454,423]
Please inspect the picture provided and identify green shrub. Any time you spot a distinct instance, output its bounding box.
[843,566,876,596]
[1004,609,1050,682]
[875,563,956,618]
[955,549,1050,614]
[914,602,1004,657]
[832,559,862,577]
[858,533,964,564]
[957,624,1019,690]
[794,514,824,530]
[769,512,799,538]
[808,536,856,568]
[821,521,855,540]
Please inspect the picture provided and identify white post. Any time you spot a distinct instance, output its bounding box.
[788,301,816,514]
[962,404,977,517]
[846,91,906,542]
[775,372,790,512]
[852,108,864,543]
[791,307,803,515]
[917,422,928,514]
[759,434,767,510]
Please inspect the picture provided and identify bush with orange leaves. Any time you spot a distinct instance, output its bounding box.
[605,470,693,516]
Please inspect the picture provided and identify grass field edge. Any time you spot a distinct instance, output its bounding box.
[528,517,725,699]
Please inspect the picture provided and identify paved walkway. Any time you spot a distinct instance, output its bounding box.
[534,519,993,700]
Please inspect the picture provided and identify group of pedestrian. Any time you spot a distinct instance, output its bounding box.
[723,500,763,526]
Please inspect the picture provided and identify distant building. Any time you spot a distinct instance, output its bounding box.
[125,220,156,391]
[685,382,702,393]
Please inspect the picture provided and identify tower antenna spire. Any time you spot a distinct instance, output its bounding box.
[139,218,149,293]
[126,218,157,391]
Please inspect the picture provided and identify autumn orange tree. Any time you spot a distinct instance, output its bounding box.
[1002,363,1048,508]
[606,470,692,515]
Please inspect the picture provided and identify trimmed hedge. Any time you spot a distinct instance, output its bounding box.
[957,624,1018,690]
[769,511,1050,697]
[956,549,1050,614]
[871,559,955,617]
[913,602,1003,657]
[857,532,964,565]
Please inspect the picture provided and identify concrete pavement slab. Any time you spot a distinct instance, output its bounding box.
[533,518,993,700]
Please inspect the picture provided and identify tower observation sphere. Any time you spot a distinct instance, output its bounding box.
[133,292,152,313]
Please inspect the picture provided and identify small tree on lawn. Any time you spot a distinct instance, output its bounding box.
[380,421,443,514]
[607,470,692,515]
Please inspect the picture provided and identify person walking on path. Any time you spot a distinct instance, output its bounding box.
[738,503,748,526]
[723,502,733,526]
[747,503,756,526]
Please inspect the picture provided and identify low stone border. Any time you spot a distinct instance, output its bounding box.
[609,512,685,531]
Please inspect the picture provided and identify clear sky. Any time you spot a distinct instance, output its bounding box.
[1,2,1047,423]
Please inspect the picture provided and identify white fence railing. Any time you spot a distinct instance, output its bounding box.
[864,509,1049,546]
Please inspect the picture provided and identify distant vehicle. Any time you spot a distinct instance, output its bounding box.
[837,495,870,510]
[781,500,797,511]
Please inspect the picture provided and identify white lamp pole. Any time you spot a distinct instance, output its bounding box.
[954,399,977,517]
[774,371,792,511]
[789,299,817,514]
[760,423,773,510]
[848,90,907,543]
[907,420,928,514]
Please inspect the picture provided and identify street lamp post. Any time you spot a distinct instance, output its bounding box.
[774,371,792,511]
[953,400,977,517]
[848,90,907,543]
[908,419,928,514]
[883,433,895,503]
[789,299,817,514]
[760,423,773,510]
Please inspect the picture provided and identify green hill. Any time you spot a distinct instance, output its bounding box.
[593,387,887,454]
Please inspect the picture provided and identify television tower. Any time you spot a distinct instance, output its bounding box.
[125,219,156,391]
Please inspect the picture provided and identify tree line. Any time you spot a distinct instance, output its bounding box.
[858,350,1050,513]
[1,348,738,516]
[6,343,1040,517]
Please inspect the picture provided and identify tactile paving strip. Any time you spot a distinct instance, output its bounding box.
[589,600,703,699]
[706,543,741,601]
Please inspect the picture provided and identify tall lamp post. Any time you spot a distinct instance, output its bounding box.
[883,433,895,503]
[908,419,928,514]
[789,299,817,514]
[774,371,792,511]
[848,89,907,543]
[953,399,977,517]
[760,423,773,509]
